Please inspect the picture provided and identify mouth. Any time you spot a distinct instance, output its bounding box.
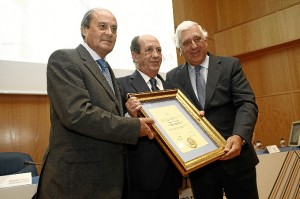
[102,40,112,44]
[191,49,200,55]
[150,61,160,65]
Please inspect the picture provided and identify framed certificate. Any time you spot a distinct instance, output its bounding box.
[128,89,226,175]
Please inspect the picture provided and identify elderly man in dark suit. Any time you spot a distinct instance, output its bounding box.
[36,8,154,199]
[117,35,181,199]
[166,21,259,199]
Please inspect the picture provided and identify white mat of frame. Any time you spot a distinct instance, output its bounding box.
[256,150,300,199]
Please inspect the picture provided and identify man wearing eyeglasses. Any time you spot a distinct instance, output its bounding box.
[117,35,181,199]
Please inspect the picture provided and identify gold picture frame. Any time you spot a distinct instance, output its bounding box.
[128,89,226,175]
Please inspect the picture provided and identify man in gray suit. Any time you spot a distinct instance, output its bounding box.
[36,8,154,199]
[166,21,259,199]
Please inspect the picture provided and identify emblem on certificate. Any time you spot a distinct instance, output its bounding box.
[186,137,197,148]
[128,89,226,175]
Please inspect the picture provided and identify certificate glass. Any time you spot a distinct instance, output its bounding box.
[128,89,226,175]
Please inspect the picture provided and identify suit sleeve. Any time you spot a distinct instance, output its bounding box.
[231,59,258,143]
[47,50,140,144]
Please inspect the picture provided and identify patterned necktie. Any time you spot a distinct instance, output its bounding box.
[96,59,114,92]
[149,78,159,91]
[195,66,206,108]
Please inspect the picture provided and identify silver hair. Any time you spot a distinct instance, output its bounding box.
[174,21,208,48]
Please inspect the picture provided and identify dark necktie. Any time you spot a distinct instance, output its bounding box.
[149,78,159,91]
[195,66,206,108]
[96,59,114,92]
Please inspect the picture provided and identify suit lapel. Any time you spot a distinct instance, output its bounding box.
[76,45,123,114]
[107,64,123,114]
[157,74,170,89]
[129,70,152,92]
[177,63,202,108]
[206,55,222,108]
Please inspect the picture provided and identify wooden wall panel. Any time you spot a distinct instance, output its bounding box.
[216,0,300,31]
[241,41,300,146]
[279,5,300,43]
[279,0,300,8]
[287,41,300,91]
[255,94,295,147]
[214,4,300,56]
[0,95,50,173]
[216,0,278,31]
[242,50,291,96]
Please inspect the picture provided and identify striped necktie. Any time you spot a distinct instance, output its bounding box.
[195,66,206,108]
[96,59,114,92]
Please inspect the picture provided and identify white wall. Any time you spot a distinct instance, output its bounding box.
[0,0,175,94]
[0,60,166,95]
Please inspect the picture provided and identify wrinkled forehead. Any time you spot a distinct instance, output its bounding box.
[91,9,117,25]
[139,36,161,48]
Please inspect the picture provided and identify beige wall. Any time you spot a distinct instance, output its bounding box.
[1,0,300,173]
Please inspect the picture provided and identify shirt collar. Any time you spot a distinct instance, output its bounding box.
[136,70,162,88]
[82,42,104,61]
[137,69,155,83]
[187,54,209,72]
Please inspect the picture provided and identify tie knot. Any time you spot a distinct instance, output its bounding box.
[194,66,203,73]
[149,78,157,84]
[96,59,108,70]
[149,78,159,91]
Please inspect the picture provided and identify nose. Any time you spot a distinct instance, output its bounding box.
[191,40,198,48]
[151,50,161,58]
[105,27,113,34]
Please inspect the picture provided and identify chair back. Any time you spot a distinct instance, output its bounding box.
[0,152,38,176]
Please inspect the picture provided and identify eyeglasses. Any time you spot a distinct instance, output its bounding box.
[143,47,162,55]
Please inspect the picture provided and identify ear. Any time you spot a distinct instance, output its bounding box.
[178,48,182,56]
[131,51,138,62]
[81,27,88,37]
[204,39,208,47]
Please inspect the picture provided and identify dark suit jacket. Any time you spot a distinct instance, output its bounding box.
[36,44,141,199]
[117,70,181,192]
[166,54,259,175]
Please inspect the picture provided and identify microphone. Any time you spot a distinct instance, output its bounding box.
[24,161,42,165]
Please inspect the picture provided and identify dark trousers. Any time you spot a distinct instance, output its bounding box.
[123,167,179,199]
[190,161,259,199]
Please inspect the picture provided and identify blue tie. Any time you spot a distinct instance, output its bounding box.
[195,66,206,108]
[96,59,114,92]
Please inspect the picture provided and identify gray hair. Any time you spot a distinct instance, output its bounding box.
[80,9,96,40]
[130,36,141,53]
[174,21,208,48]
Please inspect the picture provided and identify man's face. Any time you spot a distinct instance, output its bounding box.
[179,24,208,66]
[81,9,117,58]
[133,35,162,77]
